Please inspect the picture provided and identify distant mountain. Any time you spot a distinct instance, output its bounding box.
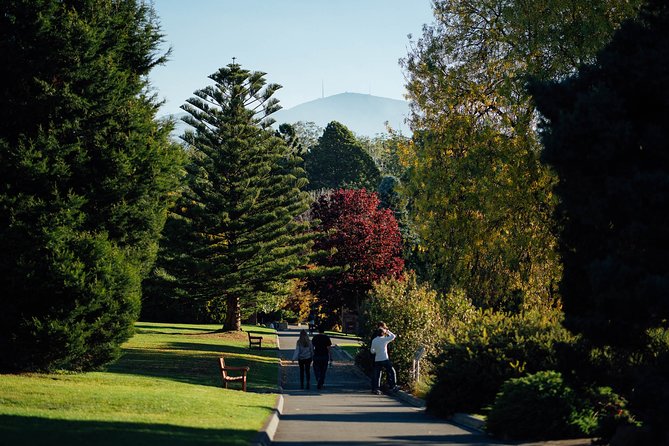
[161,92,411,140]
[272,93,411,136]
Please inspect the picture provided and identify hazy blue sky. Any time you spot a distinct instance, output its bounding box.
[149,1,434,116]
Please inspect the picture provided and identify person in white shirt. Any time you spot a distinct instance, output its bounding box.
[370,326,398,394]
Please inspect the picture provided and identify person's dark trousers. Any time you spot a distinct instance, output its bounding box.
[312,354,329,389]
[372,359,396,391]
[298,358,312,388]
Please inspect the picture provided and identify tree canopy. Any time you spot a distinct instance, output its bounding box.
[400,0,641,311]
[304,121,381,191]
[308,188,404,325]
[531,0,669,349]
[0,0,183,371]
[530,0,669,437]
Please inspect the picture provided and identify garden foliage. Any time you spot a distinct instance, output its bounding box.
[359,272,444,386]
[426,306,574,416]
[309,188,404,326]
[0,0,183,371]
[486,371,639,442]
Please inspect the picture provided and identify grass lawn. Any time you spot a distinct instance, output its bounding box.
[0,322,279,446]
[337,343,363,359]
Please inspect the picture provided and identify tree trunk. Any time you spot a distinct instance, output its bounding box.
[223,294,241,331]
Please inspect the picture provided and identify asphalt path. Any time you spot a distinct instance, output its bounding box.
[271,326,511,446]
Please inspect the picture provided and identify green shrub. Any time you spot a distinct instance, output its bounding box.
[426,306,575,416]
[586,386,639,441]
[359,272,444,386]
[486,371,587,440]
[486,371,639,442]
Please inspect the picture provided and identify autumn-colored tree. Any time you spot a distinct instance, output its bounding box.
[309,189,404,325]
[400,0,641,311]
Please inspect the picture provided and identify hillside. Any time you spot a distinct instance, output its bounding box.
[162,92,411,139]
[272,92,411,136]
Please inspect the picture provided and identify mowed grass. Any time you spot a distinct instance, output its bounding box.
[0,322,279,446]
[338,343,364,359]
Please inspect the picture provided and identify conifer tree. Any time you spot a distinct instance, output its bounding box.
[178,63,316,331]
[0,0,183,371]
[531,0,669,350]
[531,0,669,436]
[304,121,381,191]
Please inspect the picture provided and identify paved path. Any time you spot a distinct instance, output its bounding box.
[271,326,510,446]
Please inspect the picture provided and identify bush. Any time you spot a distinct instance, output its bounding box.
[426,306,575,416]
[486,371,640,442]
[586,386,639,442]
[358,272,444,387]
[486,371,587,440]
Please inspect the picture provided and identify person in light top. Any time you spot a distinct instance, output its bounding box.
[292,329,314,389]
[370,325,398,394]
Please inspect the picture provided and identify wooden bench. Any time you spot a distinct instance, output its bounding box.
[219,357,249,392]
[247,331,263,350]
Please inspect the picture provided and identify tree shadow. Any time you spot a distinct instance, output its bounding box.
[0,414,257,446]
[134,323,218,333]
[105,341,278,392]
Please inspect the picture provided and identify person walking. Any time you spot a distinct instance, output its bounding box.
[370,325,398,395]
[311,326,332,390]
[308,312,316,335]
[292,329,314,389]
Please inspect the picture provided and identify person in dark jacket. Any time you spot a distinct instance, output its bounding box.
[311,326,332,389]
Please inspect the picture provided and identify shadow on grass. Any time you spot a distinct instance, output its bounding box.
[106,341,278,392]
[325,332,362,342]
[244,328,271,336]
[134,323,217,333]
[0,414,255,446]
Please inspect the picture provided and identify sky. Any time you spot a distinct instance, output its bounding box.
[148,1,435,117]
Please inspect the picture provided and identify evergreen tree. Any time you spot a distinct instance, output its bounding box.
[141,190,209,323]
[304,121,381,191]
[0,0,183,371]
[531,0,669,349]
[178,63,316,331]
[531,0,669,438]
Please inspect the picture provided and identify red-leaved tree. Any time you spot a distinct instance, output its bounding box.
[309,189,404,326]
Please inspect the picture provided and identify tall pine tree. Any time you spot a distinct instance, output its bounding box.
[0,0,183,371]
[178,63,316,331]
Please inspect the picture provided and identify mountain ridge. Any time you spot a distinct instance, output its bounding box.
[163,92,411,138]
[272,92,410,136]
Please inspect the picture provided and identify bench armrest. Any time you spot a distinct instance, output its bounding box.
[222,366,250,372]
